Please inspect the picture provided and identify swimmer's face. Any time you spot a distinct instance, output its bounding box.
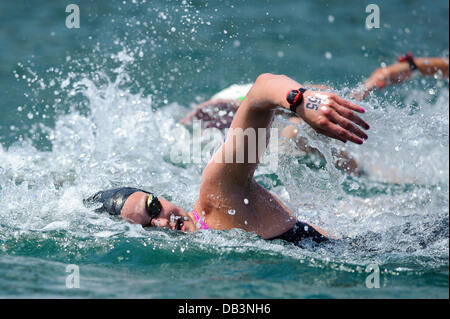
[149,197,197,232]
[121,192,196,232]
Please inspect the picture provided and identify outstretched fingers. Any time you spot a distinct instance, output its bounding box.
[330,101,370,130]
[332,95,366,113]
[302,92,370,145]
[320,119,364,145]
[331,113,368,140]
[316,128,347,143]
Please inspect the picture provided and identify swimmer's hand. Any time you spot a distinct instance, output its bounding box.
[242,73,369,144]
[297,91,370,145]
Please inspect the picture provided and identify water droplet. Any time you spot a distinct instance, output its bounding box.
[228,209,236,215]
[349,182,360,191]
[243,198,249,205]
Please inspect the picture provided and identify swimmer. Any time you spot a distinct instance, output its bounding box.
[85,73,370,246]
[181,83,361,175]
[352,53,449,101]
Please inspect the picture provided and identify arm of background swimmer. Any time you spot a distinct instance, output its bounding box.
[355,57,449,100]
[415,57,449,78]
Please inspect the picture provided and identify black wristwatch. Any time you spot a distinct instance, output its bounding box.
[397,52,418,71]
[286,88,307,113]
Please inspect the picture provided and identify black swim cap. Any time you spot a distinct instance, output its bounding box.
[83,187,161,219]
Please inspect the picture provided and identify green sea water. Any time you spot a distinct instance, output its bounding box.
[0,0,448,298]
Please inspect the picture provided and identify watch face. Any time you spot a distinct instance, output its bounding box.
[287,90,299,104]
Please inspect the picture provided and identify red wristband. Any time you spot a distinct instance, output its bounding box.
[286,88,307,113]
[397,52,418,71]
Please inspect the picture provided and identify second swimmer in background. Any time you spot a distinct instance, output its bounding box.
[352,52,449,100]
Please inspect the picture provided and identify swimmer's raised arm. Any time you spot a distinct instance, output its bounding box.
[354,55,449,100]
[202,73,369,187]
[197,74,368,238]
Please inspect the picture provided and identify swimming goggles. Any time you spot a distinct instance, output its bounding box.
[146,193,162,222]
